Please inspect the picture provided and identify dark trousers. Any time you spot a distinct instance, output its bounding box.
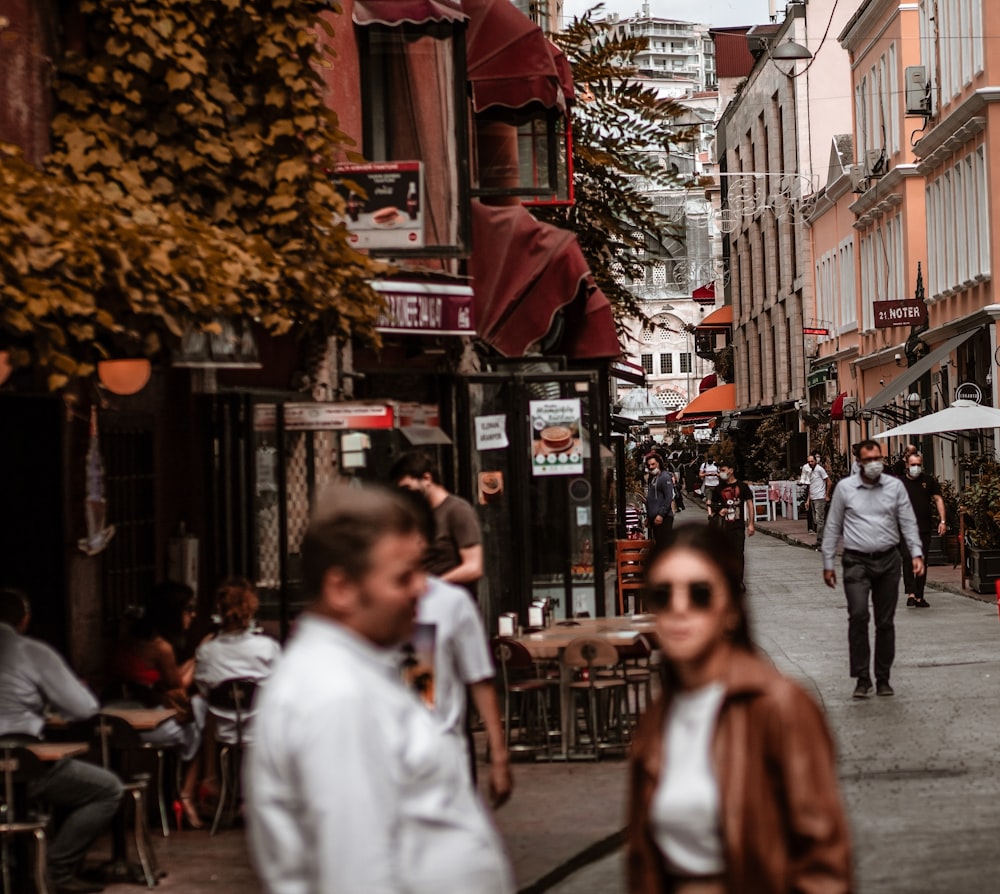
[899,531,932,599]
[843,549,901,684]
[29,758,123,882]
[651,516,674,550]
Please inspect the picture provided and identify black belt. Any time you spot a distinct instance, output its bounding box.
[843,547,897,560]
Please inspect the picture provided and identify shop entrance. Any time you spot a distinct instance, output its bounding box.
[458,369,612,634]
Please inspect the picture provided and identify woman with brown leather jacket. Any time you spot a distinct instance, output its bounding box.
[627,523,853,894]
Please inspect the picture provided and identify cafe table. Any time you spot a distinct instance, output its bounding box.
[513,616,658,759]
[26,741,89,762]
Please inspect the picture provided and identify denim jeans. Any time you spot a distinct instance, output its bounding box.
[29,758,123,882]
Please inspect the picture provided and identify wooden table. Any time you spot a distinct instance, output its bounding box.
[99,706,177,731]
[27,741,89,762]
[513,616,659,758]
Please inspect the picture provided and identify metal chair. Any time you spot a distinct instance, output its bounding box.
[206,679,258,835]
[615,539,652,614]
[85,715,159,888]
[562,638,629,758]
[492,639,553,759]
[0,739,50,894]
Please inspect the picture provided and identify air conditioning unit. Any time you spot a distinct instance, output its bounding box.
[849,164,869,194]
[824,380,840,402]
[865,148,887,179]
[905,66,932,116]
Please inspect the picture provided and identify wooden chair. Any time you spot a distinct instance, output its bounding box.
[491,639,553,759]
[0,739,50,894]
[615,539,652,615]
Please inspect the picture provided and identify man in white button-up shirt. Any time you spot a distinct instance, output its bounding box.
[245,485,514,894]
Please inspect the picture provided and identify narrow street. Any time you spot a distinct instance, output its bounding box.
[552,530,1000,894]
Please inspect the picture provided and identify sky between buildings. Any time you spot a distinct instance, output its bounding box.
[562,0,774,29]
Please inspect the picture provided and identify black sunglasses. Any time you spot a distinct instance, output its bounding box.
[647,581,714,612]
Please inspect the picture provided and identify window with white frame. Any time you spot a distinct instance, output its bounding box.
[641,353,653,375]
[931,0,984,103]
[860,233,874,331]
[926,149,991,297]
[888,43,899,154]
[679,353,692,373]
[838,238,857,333]
[660,353,672,374]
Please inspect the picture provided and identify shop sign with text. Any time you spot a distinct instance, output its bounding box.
[873,300,928,328]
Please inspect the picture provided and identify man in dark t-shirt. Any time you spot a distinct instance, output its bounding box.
[391,451,483,597]
[899,452,946,608]
[709,461,756,588]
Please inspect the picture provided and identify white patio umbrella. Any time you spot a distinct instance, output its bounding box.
[873,399,1000,439]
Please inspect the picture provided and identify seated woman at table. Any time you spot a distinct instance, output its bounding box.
[626,522,852,894]
[112,580,208,828]
[194,576,281,744]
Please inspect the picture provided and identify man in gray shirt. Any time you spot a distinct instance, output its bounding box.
[821,440,924,699]
[0,588,122,894]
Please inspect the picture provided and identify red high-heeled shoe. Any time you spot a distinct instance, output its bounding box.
[174,795,205,830]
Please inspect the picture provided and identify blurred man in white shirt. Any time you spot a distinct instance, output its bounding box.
[245,486,514,894]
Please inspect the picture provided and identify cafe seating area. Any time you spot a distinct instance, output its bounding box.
[492,611,661,762]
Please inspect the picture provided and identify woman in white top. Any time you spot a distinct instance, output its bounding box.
[627,523,853,894]
[195,578,281,798]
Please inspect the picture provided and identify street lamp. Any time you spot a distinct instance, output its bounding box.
[905,392,922,415]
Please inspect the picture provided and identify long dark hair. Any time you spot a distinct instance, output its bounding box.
[645,522,755,689]
[132,581,195,650]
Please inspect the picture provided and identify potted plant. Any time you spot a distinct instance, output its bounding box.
[957,455,1000,593]
[934,479,961,565]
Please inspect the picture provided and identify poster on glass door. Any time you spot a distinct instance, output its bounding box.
[529,398,583,477]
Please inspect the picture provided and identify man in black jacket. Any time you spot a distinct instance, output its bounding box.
[643,453,675,548]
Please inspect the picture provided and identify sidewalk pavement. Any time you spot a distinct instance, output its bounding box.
[753,513,987,605]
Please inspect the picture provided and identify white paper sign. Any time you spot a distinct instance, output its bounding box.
[475,414,509,451]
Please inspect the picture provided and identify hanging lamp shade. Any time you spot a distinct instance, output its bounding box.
[97,359,152,395]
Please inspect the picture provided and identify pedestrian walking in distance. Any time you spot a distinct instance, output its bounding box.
[804,454,832,549]
[644,452,675,548]
[245,484,514,894]
[898,452,946,608]
[821,439,924,698]
[708,460,755,589]
[627,523,853,894]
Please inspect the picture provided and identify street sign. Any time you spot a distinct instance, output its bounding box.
[873,300,928,328]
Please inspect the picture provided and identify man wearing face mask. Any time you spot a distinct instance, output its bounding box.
[709,460,755,588]
[822,440,924,698]
[644,452,675,548]
[899,452,946,608]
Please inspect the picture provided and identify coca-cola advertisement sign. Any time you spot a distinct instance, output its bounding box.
[333,161,424,250]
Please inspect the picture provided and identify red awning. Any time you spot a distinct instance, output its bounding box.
[664,410,681,423]
[464,0,567,115]
[831,391,847,420]
[469,202,619,359]
[692,282,716,304]
[352,0,466,26]
[698,373,717,393]
[562,284,621,360]
[549,41,576,105]
[696,304,733,331]
[676,383,737,420]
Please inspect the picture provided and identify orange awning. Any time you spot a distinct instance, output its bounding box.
[696,304,733,331]
[676,383,737,420]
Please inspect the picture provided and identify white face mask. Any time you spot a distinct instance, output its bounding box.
[908,464,922,478]
[718,471,731,482]
[862,460,884,479]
